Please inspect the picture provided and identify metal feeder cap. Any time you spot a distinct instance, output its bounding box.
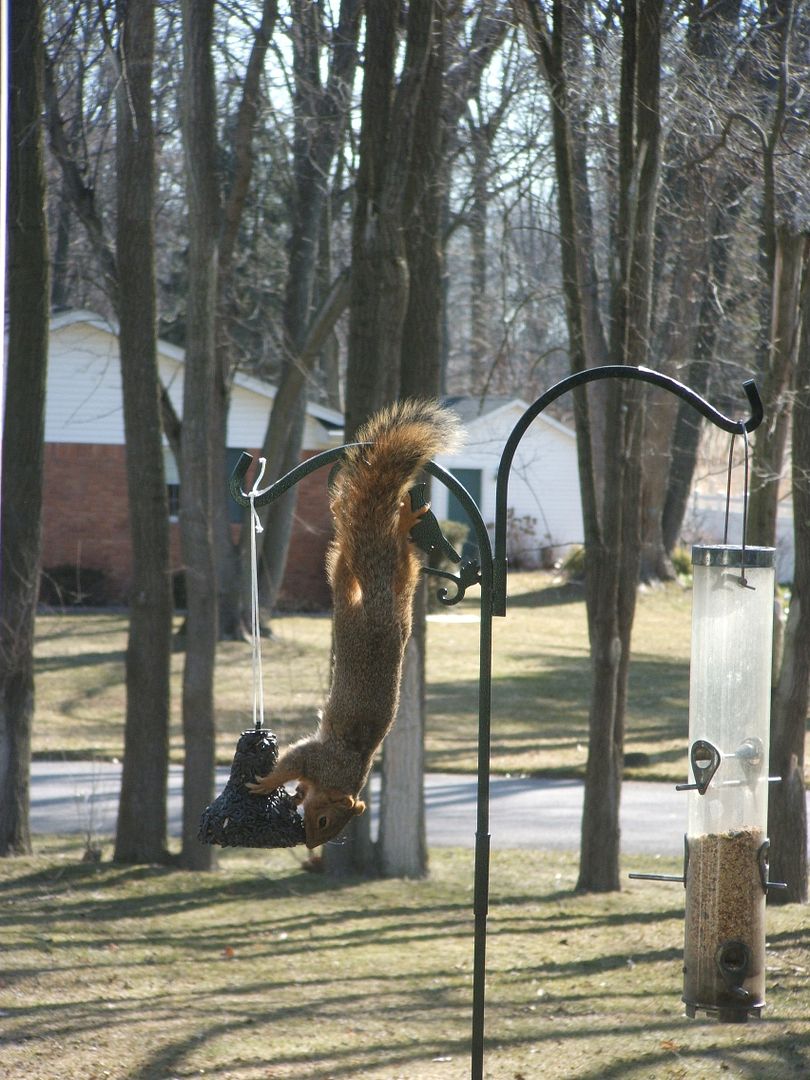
[691,545,775,569]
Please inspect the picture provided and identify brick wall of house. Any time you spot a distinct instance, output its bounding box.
[41,443,334,610]
[275,451,334,611]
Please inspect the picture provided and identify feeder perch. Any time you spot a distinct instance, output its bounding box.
[682,544,779,1022]
[198,728,305,848]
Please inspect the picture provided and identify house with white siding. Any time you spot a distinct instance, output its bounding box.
[39,312,586,607]
[41,311,343,607]
[433,396,584,568]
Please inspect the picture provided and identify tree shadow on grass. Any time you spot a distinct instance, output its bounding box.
[34,648,126,674]
[4,852,808,1080]
[504,578,587,608]
[428,652,689,777]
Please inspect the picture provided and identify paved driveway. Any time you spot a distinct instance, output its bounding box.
[30,762,703,856]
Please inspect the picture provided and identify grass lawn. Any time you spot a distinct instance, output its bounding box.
[1,841,808,1080]
[33,570,705,782]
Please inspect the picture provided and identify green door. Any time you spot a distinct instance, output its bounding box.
[446,468,482,560]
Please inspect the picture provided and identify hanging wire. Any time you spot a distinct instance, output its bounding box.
[248,458,267,731]
[740,424,750,587]
[723,433,736,545]
[723,425,752,587]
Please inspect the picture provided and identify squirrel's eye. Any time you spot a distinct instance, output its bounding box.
[318,815,329,829]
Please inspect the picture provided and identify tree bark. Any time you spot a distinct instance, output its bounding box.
[213,0,278,641]
[517,0,662,892]
[0,0,49,857]
[178,0,221,870]
[378,636,428,877]
[113,0,173,865]
[377,0,446,881]
[344,0,434,437]
[767,239,810,904]
[661,177,746,554]
[580,0,661,894]
[748,228,806,545]
[245,0,360,624]
[324,0,438,880]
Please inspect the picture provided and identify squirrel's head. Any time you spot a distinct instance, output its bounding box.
[302,788,366,849]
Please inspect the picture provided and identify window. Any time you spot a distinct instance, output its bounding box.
[163,447,247,523]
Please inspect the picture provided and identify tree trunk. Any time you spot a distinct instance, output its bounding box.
[245,0,360,622]
[258,397,307,615]
[517,0,662,892]
[748,228,806,546]
[325,0,436,880]
[377,2,446,881]
[112,0,173,865]
[379,635,428,877]
[343,0,432,438]
[768,241,810,904]
[213,0,278,641]
[50,182,72,310]
[639,391,678,582]
[468,120,490,390]
[578,382,645,892]
[0,0,49,857]
[254,0,339,618]
[178,0,221,871]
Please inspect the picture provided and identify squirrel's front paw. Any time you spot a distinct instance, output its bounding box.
[399,498,429,535]
[246,776,273,795]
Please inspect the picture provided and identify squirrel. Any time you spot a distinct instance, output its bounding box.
[246,399,462,849]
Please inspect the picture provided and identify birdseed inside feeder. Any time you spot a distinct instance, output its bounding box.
[681,544,777,1022]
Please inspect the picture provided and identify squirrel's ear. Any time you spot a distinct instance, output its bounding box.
[353,799,367,816]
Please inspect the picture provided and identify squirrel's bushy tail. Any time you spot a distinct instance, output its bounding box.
[332,399,463,553]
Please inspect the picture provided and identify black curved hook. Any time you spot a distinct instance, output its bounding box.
[492,367,764,614]
[228,444,360,509]
[228,446,494,611]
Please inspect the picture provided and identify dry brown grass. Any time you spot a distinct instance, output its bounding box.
[1,841,808,1080]
[33,571,699,780]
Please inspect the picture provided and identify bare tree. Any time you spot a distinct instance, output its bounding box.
[244,0,361,628]
[178,0,221,871]
[43,1,175,864]
[768,241,810,903]
[212,0,279,640]
[113,0,173,864]
[324,0,440,878]
[377,1,448,880]
[516,0,664,891]
[1,0,49,856]
[747,3,807,549]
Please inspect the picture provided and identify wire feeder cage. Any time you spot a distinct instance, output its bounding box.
[198,727,305,848]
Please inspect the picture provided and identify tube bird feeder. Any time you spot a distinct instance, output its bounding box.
[680,544,777,1022]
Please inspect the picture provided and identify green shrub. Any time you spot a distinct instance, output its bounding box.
[39,565,110,607]
[429,519,470,572]
[561,545,586,579]
[671,546,692,577]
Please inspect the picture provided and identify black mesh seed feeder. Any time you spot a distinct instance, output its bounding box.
[198,726,305,848]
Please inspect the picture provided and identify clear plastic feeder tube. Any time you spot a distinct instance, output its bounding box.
[682,545,775,1022]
